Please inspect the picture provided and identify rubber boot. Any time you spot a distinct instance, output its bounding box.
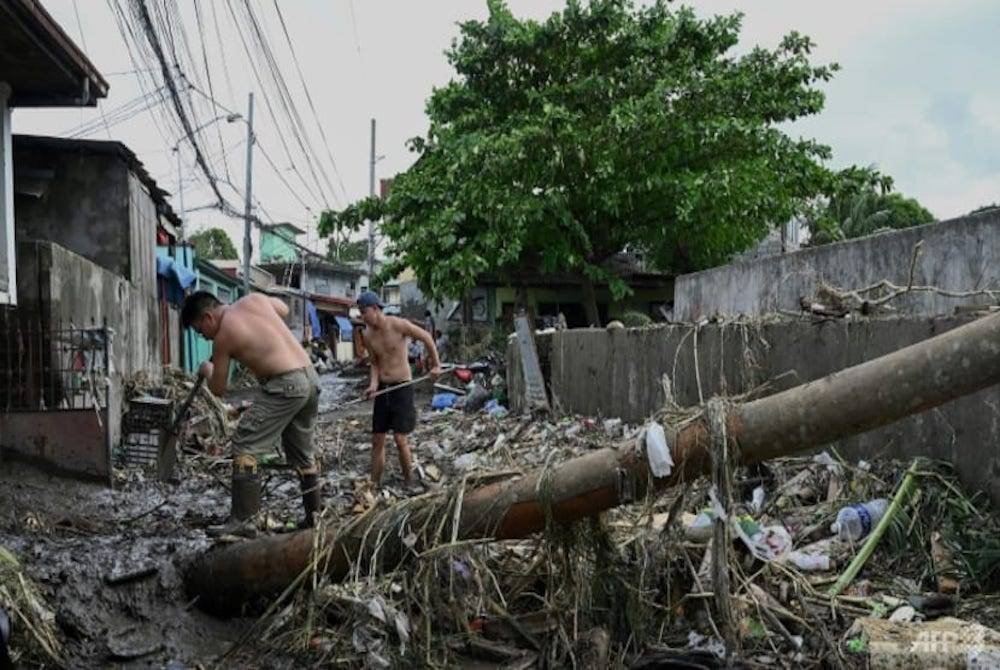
[232,468,262,521]
[208,467,261,538]
[298,473,322,529]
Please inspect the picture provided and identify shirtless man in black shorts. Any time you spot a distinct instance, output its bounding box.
[357,292,442,488]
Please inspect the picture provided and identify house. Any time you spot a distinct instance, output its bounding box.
[0,0,109,306]
[209,258,276,290]
[258,221,362,300]
[429,253,674,330]
[0,1,129,483]
[12,134,179,377]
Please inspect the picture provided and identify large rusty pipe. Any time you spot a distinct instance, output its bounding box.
[187,313,1000,615]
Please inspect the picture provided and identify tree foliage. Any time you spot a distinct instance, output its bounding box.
[807,179,934,245]
[320,0,884,308]
[189,227,238,260]
[326,236,369,264]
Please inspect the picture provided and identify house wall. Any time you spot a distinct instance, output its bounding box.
[674,211,1000,322]
[18,240,160,382]
[13,147,131,278]
[127,172,159,298]
[260,228,297,263]
[0,83,13,303]
[304,268,355,298]
[493,284,673,326]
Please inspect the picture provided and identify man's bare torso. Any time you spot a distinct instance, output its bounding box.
[217,294,310,378]
[363,316,413,384]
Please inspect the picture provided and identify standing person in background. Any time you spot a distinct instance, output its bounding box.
[358,292,442,490]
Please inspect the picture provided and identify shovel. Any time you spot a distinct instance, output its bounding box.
[157,373,206,481]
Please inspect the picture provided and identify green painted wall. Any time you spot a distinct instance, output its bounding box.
[260,225,300,263]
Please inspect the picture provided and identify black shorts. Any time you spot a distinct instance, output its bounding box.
[373,382,416,434]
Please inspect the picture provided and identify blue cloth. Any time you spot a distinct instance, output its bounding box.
[305,300,322,338]
[431,393,458,410]
[157,256,197,305]
[334,316,353,342]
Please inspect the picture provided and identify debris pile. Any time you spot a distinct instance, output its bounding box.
[0,545,62,667]
[232,408,1000,668]
[123,368,234,453]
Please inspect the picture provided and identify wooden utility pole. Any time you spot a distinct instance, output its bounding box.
[186,312,1000,615]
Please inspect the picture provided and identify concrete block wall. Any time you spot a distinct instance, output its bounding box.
[674,210,1000,321]
[508,317,1000,505]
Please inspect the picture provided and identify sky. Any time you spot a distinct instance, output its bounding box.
[14,0,1000,258]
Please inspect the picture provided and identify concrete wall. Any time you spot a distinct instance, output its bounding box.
[14,148,131,278]
[127,172,159,299]
[508,317,1000,504]
[17,240,160,381]
[674,211,1000,321]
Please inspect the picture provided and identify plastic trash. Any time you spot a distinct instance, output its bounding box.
[431,393,458,410]
[453,453,478,471]
[463,383,491,413]
[750,486,765,514]
[739,525,792,562]
[483,399,508,418]
[644,421,673,478]
[830,499,889,542]
[603,418,623,436]
[788,551,831,571]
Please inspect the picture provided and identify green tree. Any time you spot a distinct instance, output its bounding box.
[320,0,882,324]
[807,185,934,244]
[189,227,238,260]
[325,235,368,264]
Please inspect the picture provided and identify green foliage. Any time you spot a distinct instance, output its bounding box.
[320,0,876,303]
[189,227,238,260]
[969,203,999,215]
[619,311,653,327]
[807,178,934,244]
[326,236,369,264]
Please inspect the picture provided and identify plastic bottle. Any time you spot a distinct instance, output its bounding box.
[830,499,889,541]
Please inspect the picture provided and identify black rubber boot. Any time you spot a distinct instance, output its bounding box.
[207,468,261,538]
[232,468,262,521]
[298,473,322,529]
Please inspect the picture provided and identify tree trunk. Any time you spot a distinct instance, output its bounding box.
[186,313,1000,616]
[581,276,601,327]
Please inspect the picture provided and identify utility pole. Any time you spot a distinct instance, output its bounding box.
[175,149,185,238]
[241,92,255,296]
[367,117,376,291]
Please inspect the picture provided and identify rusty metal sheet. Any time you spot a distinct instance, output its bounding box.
[0,409,112,485]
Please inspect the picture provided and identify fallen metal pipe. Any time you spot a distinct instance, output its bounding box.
[186,313,1000,615]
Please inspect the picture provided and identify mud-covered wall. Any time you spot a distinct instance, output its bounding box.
[508,317,1000,505]
[16,240,160,382]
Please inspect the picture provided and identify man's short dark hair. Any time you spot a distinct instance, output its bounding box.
[182,291,222,328]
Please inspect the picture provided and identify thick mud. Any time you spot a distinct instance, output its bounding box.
[0,368,396,668]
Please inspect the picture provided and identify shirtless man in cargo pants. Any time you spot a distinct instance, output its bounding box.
[182,291,322,532]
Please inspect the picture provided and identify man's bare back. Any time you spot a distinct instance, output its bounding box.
[187,292,310,395]
[216,294,311,378]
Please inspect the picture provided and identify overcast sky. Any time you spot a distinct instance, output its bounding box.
[15,1,1000,257]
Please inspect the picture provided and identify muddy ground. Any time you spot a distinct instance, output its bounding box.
[8,367,1000,668]
[0,369,441,668]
